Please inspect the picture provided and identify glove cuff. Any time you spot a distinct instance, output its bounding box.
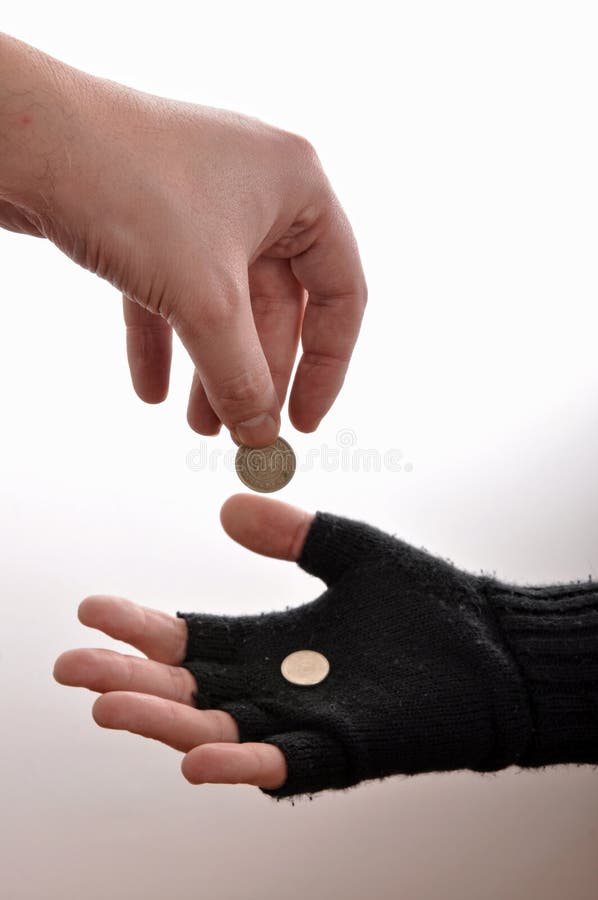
[484,578,598,767]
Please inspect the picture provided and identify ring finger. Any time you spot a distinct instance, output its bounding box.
[93,691,238,750]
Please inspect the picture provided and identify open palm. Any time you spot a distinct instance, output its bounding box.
[54,495,315,791]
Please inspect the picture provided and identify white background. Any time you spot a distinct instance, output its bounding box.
[1,2,597,898]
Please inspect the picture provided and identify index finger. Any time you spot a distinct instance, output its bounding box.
[78,595,188,665]
[173,262,281,447]
[289,198,367,431]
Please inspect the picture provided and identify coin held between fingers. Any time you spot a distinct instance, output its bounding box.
[235,437,296,493]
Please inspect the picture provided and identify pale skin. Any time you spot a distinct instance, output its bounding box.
[54,494,316,790]
[0,33,367,447]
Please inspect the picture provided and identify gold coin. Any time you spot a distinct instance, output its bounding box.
[280,650,330,686]
[235,436,296,493]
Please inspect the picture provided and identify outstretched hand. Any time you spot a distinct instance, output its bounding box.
[56,495,540,799]
[54,495,314,790]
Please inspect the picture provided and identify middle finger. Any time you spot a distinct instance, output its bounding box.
[54,648,196,705]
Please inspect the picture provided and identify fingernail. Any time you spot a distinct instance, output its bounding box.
[234,413,279,447]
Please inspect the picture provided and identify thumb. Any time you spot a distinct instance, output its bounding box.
[173,266,280,447]
[220,495,390,586]
[220,494,314,561]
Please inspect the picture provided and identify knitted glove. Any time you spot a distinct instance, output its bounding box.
[177,513,598,799]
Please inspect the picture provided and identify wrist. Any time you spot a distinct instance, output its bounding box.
[0,33,84,218]
[484,577,598,767]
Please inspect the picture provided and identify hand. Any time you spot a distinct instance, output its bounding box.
[0,34,367,445]
[54,495,535,799]
[52,596,289,790]
[53,497,316,791]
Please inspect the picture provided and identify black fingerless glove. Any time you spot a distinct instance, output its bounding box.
[178,513,598,799]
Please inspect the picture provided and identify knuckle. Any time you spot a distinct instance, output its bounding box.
[173,269,244,336]
[302,349,350,370]
[250,294,288,320]
[215,368,272,419]
[123,656,136,688]
[249,745,266,780]
[287,130,317,160]
[191,297,238,334]
[168,664,192,702]
[285,131,325,181]
[213,708,238,742]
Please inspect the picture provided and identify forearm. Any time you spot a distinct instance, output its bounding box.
[0,33,80,215]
